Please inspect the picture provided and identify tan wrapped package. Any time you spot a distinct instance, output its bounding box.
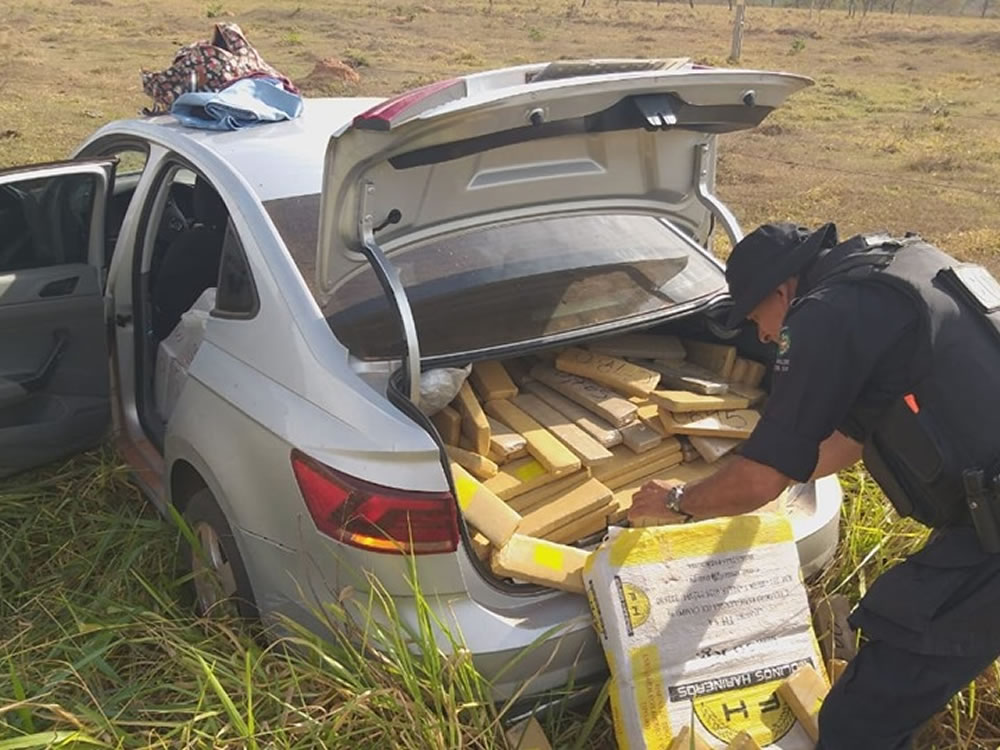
[584,516,827,749]
[620,420,664,453]
[431,405,462,445]
[530,364,638,427]
[648,360,731,395]
[470,360,518,401]
[450,462,521,547]
[555,347,661,397]
[445,445,498,479]
[827,658,847,685]
[727,730,764,750]
[512,392,614,467]
[660,409,760,439]
[592,440,681,484]
[651,390,750,413]
[484,457,576,501]
[485,415,528,460]
[589,333,686,362]
[454,381,491,454]
[521,380,623,448]
[690,435,742,463]
[491,534,589,593]
[669,726,713,750]
[507,470,592,514]
[682,339,738,379]
[516,478,613,538]
[776,665,828,742]
[484,399,581,475]
[505,717,553,750]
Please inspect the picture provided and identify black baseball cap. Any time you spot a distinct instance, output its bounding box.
[724,222,838,329]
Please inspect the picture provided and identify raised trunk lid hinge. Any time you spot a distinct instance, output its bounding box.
[358,182,422,408]
[693,142,743,248]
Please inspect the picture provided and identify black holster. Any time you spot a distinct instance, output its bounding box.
[963,470,1000,554]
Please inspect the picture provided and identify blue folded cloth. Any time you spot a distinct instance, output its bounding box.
[171,76,303,131]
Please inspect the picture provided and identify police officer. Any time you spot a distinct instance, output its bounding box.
[630,222,1000,749]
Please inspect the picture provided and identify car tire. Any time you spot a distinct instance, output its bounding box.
[181,487,258,620]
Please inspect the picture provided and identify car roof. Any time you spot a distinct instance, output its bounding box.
[102,97,384,202]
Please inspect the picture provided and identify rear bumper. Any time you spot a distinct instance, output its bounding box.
[406,475,843,699]
[237,475,842,702]
[236,528,606,700]
[423,589,604,700]
[788,475,843,578]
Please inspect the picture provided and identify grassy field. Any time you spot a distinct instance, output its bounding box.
[2,0,1000,747]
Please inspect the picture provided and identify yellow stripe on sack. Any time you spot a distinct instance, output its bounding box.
[533,542,565,572]
[513,459,548,482]
[630,645,671,748]
[453,471,480,511]
[609,515,794,568]
[604,653,633,750]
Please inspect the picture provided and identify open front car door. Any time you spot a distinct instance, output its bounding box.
[0,159,115,476]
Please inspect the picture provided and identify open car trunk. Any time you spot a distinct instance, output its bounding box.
[400,315,793,591]
[318,60,823,591]
[383,309,840,595]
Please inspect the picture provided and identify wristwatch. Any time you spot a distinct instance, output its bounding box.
[664,484,694,523]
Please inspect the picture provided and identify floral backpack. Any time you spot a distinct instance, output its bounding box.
[140,23,298,114]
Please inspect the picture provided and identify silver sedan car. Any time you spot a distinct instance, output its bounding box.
[0,60,841,700]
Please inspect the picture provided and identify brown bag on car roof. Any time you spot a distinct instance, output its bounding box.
[140,23,298,114]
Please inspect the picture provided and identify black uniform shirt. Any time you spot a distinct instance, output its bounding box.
[740,278,922,482]
[737,242,1000,657]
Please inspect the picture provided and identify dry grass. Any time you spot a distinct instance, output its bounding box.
[2,1,1000,747]
[1,0,999,266]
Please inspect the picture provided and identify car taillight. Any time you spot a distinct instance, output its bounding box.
[352,78,466,131]
[291,450,459,555]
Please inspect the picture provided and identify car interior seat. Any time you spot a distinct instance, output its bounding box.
[151,177,228,341]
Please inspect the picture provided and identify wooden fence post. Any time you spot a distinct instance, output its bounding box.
[730,0,746,63]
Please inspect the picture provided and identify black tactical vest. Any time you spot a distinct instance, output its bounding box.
[803,236,1000,527]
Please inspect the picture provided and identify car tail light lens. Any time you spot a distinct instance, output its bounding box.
[352,77,466,131]
[291,450,459,555]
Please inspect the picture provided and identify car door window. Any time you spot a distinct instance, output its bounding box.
[0,171,99,273]
[114,150,148,177]
[103,147,149,262]
[213,221,259,318]
[0,160,113,478]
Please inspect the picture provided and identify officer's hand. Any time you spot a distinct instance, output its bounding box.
[628,479,688,528]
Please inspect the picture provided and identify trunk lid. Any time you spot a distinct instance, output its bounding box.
[316,59,812,298]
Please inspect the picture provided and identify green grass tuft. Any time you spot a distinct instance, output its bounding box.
[2,450,997,747]
[0,451,609,748]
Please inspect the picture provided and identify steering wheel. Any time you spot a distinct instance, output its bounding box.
[0,184,39,271]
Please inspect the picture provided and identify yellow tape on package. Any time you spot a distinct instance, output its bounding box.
[583,515,828,750]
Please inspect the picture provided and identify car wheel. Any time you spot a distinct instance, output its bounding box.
[181,488,258,619]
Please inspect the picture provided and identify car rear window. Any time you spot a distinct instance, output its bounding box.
[266,198,724,360]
